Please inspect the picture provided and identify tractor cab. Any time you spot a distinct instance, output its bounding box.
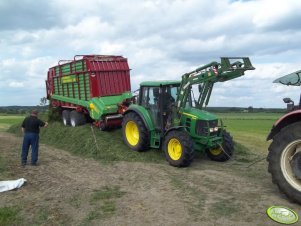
[138,80,220,143]
[273,70,301,112]
[138,81,183,132]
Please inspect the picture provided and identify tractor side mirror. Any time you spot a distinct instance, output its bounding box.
[283,97,293,104]
[283,98,295,112]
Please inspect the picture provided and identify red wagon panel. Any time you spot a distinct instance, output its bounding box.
[85,55,131,98]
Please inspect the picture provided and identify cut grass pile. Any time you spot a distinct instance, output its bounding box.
[8,122,165,164]
[6,112,283,163]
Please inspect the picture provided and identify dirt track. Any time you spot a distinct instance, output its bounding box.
[1,132,300,226]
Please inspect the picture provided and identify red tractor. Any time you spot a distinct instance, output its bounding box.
[267,70,301,204]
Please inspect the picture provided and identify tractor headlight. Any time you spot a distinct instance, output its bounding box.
[196,120,218,136]
[209,127,218,133]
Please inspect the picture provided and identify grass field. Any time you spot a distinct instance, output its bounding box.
[0,115,24,132]
[216,112,282,155]
[2,112,296,226]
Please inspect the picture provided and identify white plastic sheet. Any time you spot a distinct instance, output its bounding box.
[0,178,27,192]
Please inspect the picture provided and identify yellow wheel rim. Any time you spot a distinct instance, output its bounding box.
[125,121,139,146]
[168,138,182,161]
[210,148,222,156]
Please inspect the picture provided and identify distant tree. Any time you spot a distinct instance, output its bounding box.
[19,109,26,115]
[247,106,253,113]
[40,97,48,106]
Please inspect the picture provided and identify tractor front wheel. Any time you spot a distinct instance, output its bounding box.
[122,112,149,151]
[268,121,301,204]
[163,130,194,167]
[207,130,233,162]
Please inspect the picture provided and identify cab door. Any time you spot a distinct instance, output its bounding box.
[139,86,162,129]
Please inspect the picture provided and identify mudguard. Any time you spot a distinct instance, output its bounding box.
[267,109,301,140]
[123,104,155,131]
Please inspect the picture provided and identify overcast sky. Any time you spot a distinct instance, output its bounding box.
[1,0,301,108]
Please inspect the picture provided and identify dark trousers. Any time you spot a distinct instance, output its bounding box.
[21,132,39,165]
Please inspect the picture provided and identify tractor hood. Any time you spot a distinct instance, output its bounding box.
[273,70,301,86]
[181,107,218,121]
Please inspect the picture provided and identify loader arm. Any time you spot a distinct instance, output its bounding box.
[176,57,255,111]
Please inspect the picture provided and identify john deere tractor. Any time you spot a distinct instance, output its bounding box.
[122,57,255,167]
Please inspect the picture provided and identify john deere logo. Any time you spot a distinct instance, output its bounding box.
[267,206,298,224]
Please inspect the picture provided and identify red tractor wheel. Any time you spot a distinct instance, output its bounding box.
[268,121,301,204]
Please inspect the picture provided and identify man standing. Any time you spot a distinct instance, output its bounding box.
[21,110,48,166]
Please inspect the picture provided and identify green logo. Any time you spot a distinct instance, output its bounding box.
[267,206,298,224]
[61,75,77,84]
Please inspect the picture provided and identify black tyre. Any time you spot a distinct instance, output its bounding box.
[268,121,301,204]
[70,110,86,127]
[99,120,108,131]
[122,112,149,151]
[163,130,194,167]
[62,110,71,126]
[207,130,233,162]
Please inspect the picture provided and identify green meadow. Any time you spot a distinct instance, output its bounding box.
[216,112,282,154]
[0,115,24,132]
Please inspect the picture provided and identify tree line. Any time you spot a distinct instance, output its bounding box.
[0,106,48,115]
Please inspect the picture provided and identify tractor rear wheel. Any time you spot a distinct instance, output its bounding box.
[62,110,71,126]
[207,130,233,162]
[163,130,194,167]
[122,112,149,151]
[70,111,86,127]
[268,121,301,204]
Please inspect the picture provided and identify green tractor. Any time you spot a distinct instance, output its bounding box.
[122,57,255,167]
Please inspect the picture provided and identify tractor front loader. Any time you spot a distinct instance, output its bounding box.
[122,57,255,167]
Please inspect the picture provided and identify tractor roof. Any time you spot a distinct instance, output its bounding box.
[273,70,301,86]
[140,80,181,87]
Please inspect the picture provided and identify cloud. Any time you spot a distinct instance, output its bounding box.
[0,0,57,31]
[9,81,24,88]
[253,0,301,31]
[1,0,301,107]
